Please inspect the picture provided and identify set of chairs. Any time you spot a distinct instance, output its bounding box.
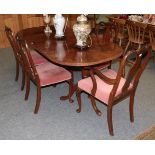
[5,21,153,136]
[5,26,73,114]
[108,17,155,59]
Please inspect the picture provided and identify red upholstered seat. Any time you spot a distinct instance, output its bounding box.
[36,62,71,87]
[31,50,48,65]
[17,39,73,114]
[78,69,133,104]
[94,62,111,70]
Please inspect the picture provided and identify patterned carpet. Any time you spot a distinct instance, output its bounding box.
[135,125,155,140]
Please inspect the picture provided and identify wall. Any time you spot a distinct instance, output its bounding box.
[0,14,79,48]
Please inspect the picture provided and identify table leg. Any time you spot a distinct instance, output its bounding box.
[60,69,76,103]
[60,83,77,102]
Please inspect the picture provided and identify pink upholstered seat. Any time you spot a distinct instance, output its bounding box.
[17,39,73,114]
[36,62,71,86]
[94,62,111,70]
[78,69,133,104]
[31,50,48,65]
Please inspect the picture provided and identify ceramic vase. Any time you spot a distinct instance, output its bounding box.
[53,14,65,38]
[73,14,91,49]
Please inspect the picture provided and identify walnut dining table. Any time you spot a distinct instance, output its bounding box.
[17,26,123,107]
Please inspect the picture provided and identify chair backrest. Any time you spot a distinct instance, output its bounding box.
[111,17,126,38]
[126,20,148,44]
[90,46,151,103]
[16,36,40,85]
[148,25,155,50]
[112,46,151,101]
[5,26,22,62]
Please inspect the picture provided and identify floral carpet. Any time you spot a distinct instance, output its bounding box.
[134,125,155,140]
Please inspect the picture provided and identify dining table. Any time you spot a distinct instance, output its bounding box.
[17,26,123,108]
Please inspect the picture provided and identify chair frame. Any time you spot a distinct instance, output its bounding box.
[17,38,74,113]
[110,17,127,46]
[148,25,155,62]
[5,26,25,90]
[76,47,151,136]
[124,20,148,55]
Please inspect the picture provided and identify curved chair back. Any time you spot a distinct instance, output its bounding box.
[114,47,151,99]
[126,20,147,44]
[17,37,40,85]
[112,18,126,39]
[148,25,155,50]
[89,46,151,104]
[5,26,22,63]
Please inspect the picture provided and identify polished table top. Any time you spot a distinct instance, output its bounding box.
[17,26,123,67]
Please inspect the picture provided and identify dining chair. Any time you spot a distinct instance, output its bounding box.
[81,32,112,78]
[110,17,128,47]
[124,20,148,55]
[5,26,48,91]
[17,38,73,114]
[87,14,96,32]
[148,25,155,62]
[76,46,151,136]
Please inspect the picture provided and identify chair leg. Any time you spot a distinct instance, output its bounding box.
[15,60,19,81]
[21,69,25,91]
[34,86,41,114]
[119,39,122,47]
[25,76,30,100]
[129,91,135,122]
[68,79,74,103]
[107,106,114,136]
[76,88,82,113]
[124,41,130,55]
[89,95,102,116]
[138,44,141,50]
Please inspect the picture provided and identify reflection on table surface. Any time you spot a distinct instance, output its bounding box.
[17,26,123,67]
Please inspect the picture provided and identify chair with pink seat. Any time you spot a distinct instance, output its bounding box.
[76,46,151,136]
[17,38,73,114]
[5,26,48,91]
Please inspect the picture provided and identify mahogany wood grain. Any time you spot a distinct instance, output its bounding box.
[17,26,123,67]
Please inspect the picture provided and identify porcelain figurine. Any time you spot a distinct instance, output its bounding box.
[73,14,91,49]
[43,14,52,33]
[53,14,66,38]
